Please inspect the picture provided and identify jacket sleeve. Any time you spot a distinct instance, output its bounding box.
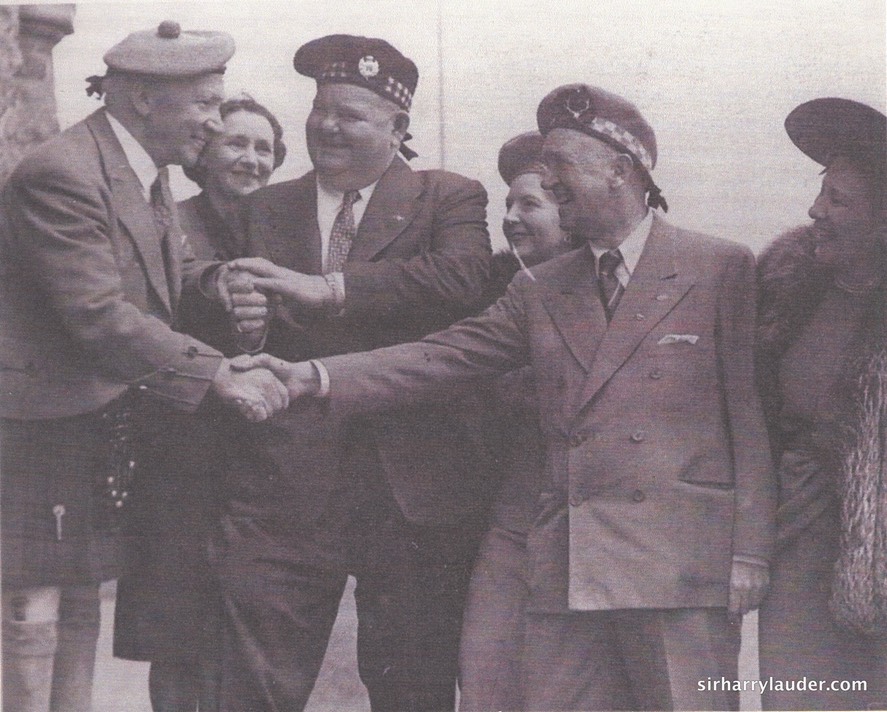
[341,176,491,318]
[716,245,777,563]
[4,159,223,411]
[323,280,531,413]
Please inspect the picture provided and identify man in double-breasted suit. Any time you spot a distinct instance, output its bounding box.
[211,35,493,712]
[238,84,776,711]
[0,23,286,710]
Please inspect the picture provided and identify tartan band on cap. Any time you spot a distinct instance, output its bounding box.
[586,117,653,173]
[320,61,413,111]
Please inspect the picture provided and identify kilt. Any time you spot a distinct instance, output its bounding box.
[1,413,122,588]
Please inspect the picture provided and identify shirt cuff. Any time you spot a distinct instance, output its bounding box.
[324,272,346,309]
[309,359,330,398]
[732,554,769,569]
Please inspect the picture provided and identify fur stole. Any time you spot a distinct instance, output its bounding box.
[757,224,887,635]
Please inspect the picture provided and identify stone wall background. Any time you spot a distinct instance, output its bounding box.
[0,4,74,188]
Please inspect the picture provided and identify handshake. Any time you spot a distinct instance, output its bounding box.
[208,258,334,422]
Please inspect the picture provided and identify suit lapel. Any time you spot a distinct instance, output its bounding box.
[540,249,608,373]
[576,216,694,412]
[88,110,173,314]
[261,174,323,274]
[348,157,422,262]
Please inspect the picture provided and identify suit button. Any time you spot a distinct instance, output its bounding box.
[631,489,646,503]
[649,368,663,380]
[570,494,585,507]
[186,345,198,359]
[629,430,646,443]
[655,293,669,302]
[569,433,587,447]
[634,313,645,321]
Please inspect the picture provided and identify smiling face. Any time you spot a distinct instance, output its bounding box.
[807,156,882,267]
[540,128,619,245]
[503,172,568,266]
[201,109,276,199]
[141,73,225,168]
[305,83,407,190]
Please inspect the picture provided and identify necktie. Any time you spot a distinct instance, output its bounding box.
[326,190,362,273]
[598,249,625,322]
[149,167,176,291]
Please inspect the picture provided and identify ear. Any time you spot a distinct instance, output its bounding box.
[609,153,634,188]
[392,110,410,143]
[130,81,154,119]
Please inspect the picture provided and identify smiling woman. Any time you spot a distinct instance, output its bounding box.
[111,94,288,712]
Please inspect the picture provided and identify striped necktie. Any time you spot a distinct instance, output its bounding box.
[149,167,176,295]
[598,249,625,322]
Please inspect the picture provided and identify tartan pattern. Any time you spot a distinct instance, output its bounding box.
[588,117,653,172]
[320,61,414,110]
[597,249,625,322]
[326,190,361,273]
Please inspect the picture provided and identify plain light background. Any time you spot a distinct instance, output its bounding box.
[51,0,886,254]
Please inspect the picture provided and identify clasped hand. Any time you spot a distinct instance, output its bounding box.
[216,258,334,335]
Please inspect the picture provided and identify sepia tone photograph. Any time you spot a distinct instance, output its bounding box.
[0,0,885,710]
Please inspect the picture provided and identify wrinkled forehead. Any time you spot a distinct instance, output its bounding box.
[149,72,224,100]
[541,128,614,165]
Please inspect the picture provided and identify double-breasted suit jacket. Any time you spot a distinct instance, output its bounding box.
[321,215,776,611]
[0,108,223,585]
[236,156,494,527]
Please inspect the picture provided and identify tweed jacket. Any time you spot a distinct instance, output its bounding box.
[0,109,223,420]
[232,156,495,526]
[321,215,776,611]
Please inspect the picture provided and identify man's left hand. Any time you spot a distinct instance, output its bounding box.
[728,560,770,623]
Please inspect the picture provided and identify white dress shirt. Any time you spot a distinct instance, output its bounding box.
[587,209,653,287]
[316,178,380,273]
[105,112,159,201]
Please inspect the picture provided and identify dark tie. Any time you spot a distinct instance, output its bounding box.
[598,249,625,322]
[326,190,362,273]
[149,167,176,291]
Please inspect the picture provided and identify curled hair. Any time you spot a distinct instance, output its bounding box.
[184,94,287,187]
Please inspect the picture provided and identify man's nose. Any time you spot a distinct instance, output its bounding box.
[808,194,826,221]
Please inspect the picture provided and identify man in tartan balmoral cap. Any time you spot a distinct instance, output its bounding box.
[537,83,668,211]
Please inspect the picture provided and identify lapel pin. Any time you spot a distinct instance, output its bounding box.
[655,293,669,301]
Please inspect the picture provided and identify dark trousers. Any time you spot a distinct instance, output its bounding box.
[522,607,741,711]
[212,477,479,712]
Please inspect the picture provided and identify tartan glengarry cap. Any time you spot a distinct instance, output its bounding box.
[785,97,886,169]
[498,131,546,185]
[537,84,658,173]
[294,34,418,111]
[103,21,235,77]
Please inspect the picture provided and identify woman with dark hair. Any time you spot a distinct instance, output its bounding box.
[113,96,286,712]
[458,131,570,711]
[756,98,887,710]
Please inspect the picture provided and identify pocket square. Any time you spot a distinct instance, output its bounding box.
[658,334,699,345]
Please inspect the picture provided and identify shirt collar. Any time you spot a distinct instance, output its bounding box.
[105,111,159,201]
[316,178,380,213]
[588,209,653,276]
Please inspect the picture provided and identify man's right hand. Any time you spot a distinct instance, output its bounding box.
[211,359,290,422]
[229,353,321,400]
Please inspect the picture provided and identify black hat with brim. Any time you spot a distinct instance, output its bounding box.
[785,97,886,168]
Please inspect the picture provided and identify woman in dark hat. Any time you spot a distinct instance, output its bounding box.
[458,131,570,711]
[756,97,887,710]
[113,95,286,712]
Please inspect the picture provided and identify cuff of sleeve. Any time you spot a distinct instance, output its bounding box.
[324,272,346,309]
[198,262,224,301]
[309,359,330,397]
[732,554,769,568]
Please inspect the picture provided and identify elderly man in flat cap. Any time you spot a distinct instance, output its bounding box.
[209,34,492,712]
[235,83,776,710]
[0,21,288,712]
